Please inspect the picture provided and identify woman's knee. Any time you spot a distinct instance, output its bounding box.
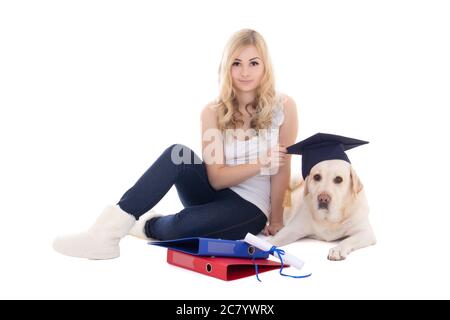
[165,144,202,165]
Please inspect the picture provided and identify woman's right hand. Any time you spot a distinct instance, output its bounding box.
[259,144,287,173]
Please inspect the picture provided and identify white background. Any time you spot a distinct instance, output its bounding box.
[1,0,449,300]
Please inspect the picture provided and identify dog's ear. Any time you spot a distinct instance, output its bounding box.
[303,176,309,196]
[350,165,364,196]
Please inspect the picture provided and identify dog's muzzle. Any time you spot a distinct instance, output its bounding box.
[318,192,331,210]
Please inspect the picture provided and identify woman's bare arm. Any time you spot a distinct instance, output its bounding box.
[265,95,299,235]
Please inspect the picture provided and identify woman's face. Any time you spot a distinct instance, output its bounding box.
[231,45,264,93]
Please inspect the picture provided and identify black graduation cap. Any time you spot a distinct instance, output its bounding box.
[287,133,369,179]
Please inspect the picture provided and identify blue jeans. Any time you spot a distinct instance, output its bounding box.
[117,144,267,240]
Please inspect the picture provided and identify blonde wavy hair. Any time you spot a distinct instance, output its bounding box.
[212,29,278,134]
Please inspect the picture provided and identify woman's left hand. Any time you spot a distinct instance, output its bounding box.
[263,221,284,236]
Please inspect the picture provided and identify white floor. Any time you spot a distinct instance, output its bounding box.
[2,193,448,300]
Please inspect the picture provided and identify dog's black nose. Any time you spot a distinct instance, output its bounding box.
[318,192,331,210]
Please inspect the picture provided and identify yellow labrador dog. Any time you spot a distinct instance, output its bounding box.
[269,159,376,260]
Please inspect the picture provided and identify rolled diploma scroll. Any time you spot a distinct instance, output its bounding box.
[244,233,305,270]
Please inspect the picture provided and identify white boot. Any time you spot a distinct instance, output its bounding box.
[53,205,136,260]
[128,210,163,240]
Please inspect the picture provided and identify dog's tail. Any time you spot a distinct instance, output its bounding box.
[289,172,304,191]
[283,173,304,208]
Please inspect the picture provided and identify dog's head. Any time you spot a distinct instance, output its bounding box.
[304,159,363,224]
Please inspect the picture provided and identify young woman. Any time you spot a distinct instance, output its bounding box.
[53,28,298,260]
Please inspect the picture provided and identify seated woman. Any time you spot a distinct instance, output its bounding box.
[52,28,299,260]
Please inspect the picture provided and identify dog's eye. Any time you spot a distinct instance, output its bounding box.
[313,174,321,181]
[334,176,343,184]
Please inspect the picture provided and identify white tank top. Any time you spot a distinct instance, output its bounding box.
[223,93,286,217]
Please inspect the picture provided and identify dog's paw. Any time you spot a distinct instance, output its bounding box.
[327,246,349,261]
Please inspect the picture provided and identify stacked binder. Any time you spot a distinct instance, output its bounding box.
[149,237,289,281]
